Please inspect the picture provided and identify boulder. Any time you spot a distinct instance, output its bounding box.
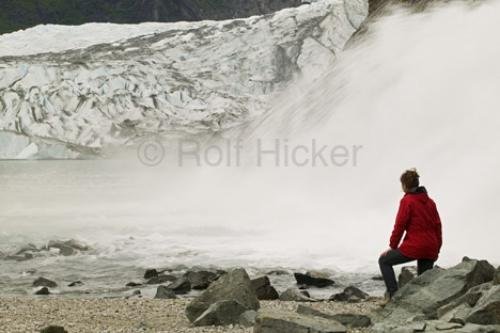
[33,277,57,288]
[40,326,68,333]
[294,271,335,288]
[144,269,158,279]
[254,310,347,333]
[35,287,50,295]
[466,285,500,325]
[154,285,177,299]
[399,266,417,288]
[330,286,369,302]
[184,270,219,290]
[167,277,191,294]
[280,287,316,302]
[296,304,371,328]
[251,276,279,300]
[374,258,496,325]
[193,300,247,326]
[494,267,500,285]
[68,281,84,287]
[185,268,259,323]
[146,274,177,285]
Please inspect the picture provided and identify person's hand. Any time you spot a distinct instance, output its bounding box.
[380,248,391,257]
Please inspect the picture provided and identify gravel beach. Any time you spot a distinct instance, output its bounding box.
[0,298,383,333]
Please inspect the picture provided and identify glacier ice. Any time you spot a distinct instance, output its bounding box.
[0,0,368,159]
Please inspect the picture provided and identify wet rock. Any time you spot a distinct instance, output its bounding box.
[294,271,335,288]
[466,284,500,325]
[47,239,89,256]
[251,276,279,300]
[40,325,68,333]
[4,253,33,261]
[330,286,369,302]
[184,270,218,290]
[146,274,176,285]
[154,285,177,299]
[68,281,84,287]
[185,268,259,323]
[193,300,247,326]
[296,304,372,328]
[126,282,142,287]
[144,269,158,279]
[167,277,191,294]
[399,266,417,288]
[33,277,57,288]
[279,287,316,302]
[254,309,347,333]
[35,287,50,295]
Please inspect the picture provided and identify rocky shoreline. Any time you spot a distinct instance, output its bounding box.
[1,249,499,333]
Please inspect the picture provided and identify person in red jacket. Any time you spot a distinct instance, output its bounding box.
[379,169,442,299]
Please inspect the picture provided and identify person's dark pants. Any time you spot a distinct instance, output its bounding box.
[378,249,434,297]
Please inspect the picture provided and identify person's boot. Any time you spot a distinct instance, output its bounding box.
[380,291,392,307]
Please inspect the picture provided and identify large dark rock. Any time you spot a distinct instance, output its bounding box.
[251,276,279,300]
[254,310,347,333]
[193,300,247,326]
[33,277,57,288]
[330,286,369,302]
[184,270,219,290]
[185,268,259,323]
[294,271,335,288]
[167,277,191,294]
[399,266,417,288]
[374,258,496,326]
[279,287,316,302]
[494,267,500,285]
[144,269,159,279]
[40,326,68,333]
[154,285,177,299]
[296,304,371,328]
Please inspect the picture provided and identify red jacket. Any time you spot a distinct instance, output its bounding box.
[390,187,442,261]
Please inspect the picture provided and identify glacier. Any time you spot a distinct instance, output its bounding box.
[0,0,368,159]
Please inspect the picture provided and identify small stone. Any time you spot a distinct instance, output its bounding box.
[33,277,57,288]
[68,281,83,287]
[280,288,315,302]
[40,325,68,333]
[126,282,142,287]
[35,287,50,295]
[294,271,335,288]
[330,286,368,302]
